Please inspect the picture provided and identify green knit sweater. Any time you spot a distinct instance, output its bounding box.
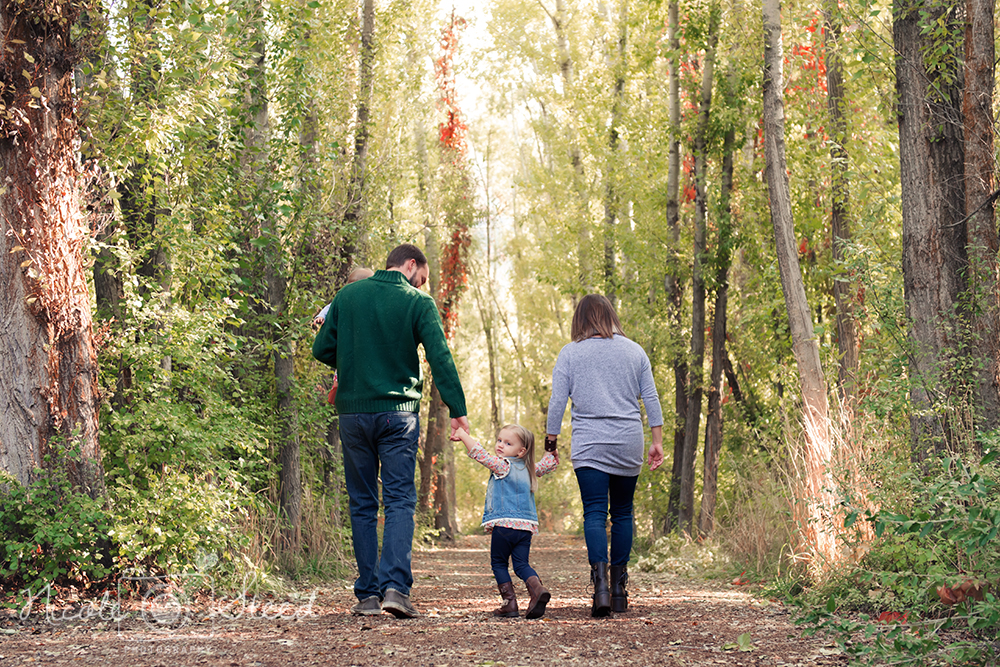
[312,270,467,417]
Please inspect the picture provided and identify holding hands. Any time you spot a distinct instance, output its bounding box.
[450,417,471,443]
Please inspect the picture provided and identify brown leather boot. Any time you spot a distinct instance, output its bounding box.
[609,564,628,612]
[591,562,611,617]
[494,581,519,618]
[524,576,551,619]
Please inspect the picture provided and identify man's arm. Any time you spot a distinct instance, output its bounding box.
[416,298,468,419]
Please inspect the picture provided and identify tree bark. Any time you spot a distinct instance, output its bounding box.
[239,0,300,548]
[823,0,858,405]
[762,0,837,566]
[549,0,592,291]
[962,0,1000,435]
[663,0,687,535]
[699,122,735,539]
[0,0,105,498]
[602,0,627,308]
[894,0,967,458]
[338,0,376,285]
[679,7,718,536]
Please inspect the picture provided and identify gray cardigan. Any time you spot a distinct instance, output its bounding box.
[546,335,664,477]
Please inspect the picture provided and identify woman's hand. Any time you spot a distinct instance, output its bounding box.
[647,426,664,470]
[647,442,664,470]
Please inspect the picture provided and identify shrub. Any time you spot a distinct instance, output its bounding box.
[798,449,1000,665]
[0,466,112,600]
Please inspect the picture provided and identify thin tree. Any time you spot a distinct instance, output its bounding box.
[337,0,376,284]
[699,76,737,538]
[823,0,858,404]
[545,0,593,291]
[602,0,628,307]
[762,0,837,566]
[239,0,301,548]
[663,0,688,534]
[677,3,719,535]
[419,13,473,540]
[0,0,105,497]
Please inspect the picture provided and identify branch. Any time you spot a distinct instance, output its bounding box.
[942,186,1000,228]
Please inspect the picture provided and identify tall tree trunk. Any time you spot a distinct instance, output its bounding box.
[418,228,440,516]
[699,123,735,538]
[421,12,473,540]
[894,0,967,458]
[962,0,1000,435]
[240,0,300,548]
[549,0,592,290]
[0,0,105,498]
[679,8,718,535]
[476,136,501,434]
[823,0,858,404]
[763,0,837,566]
[338,0,375,285]
[603,0,627,308]
[663,0,687,534]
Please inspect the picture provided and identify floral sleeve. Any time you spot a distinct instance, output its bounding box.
[466,442,511,478]
[535,451,558,477]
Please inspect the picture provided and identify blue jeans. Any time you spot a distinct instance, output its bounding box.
[490,526,538,584]
[339,411,420,600]
[574,466,639,566]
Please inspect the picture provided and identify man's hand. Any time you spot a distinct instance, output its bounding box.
[450,416,470,441]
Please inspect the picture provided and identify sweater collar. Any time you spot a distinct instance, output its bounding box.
[373,269,410,285]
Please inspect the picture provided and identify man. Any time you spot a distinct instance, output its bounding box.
[313,243,469,618]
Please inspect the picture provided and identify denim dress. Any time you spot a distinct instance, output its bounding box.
[482,457,539,529]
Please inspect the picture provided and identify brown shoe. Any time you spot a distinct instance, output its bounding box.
[494,581,519,618]
[524,576,550,619]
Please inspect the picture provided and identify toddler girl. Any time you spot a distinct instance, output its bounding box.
[453,424,558,619]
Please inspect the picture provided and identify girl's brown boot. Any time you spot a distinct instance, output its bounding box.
[524,576,550,619]
[494,581,519,618]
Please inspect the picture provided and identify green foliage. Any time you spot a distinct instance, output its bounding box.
[634,533,731,578]
[0,465,111,599]
[107,468,255,577]
[797,449,1000,665]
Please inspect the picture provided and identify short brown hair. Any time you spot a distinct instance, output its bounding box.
[385,243,427,270]
[571,294,625,342]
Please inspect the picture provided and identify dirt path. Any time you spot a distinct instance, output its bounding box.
[0,534,844,666]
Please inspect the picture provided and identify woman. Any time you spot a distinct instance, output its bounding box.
[545,294,664,617]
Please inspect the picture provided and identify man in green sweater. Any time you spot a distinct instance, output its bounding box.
[313,243,469,619]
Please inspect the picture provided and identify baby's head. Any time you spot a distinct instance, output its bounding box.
[348,267,375,283]
[495,425,533,459]
[497,424,537,491]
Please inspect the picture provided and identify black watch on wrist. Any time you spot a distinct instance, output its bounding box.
[545,436,558,452]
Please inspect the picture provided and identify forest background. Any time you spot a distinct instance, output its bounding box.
[2,0,1000,662]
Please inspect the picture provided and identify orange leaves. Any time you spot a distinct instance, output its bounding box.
[936,579,987,606]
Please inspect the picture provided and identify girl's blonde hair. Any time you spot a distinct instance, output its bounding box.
[500,424,537,493]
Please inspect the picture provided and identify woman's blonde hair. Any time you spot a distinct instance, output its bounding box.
[500,424,537,493]
[571,293,625,342]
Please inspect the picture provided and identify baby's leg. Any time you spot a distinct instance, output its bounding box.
[490,528,520,617]
[490,528,515,583]
[508,530,538,582]
[510,532,549,619]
